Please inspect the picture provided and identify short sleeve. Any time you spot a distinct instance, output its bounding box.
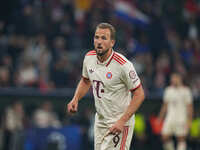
[163,88,170,102]
[82,56,89,79]
[184,88,193,104]
[121,62,141,91]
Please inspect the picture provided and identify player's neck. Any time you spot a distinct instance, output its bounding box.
[97,49,112,63]
[174,83,183,88]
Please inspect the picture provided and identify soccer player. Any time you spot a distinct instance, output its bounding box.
[158,73,193,150]
[67,22,145,150]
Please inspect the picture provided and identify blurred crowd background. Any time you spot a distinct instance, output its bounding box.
[0,0,200,150]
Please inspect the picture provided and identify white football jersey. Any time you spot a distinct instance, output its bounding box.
[163,86,193,122]
[82,50,141,127]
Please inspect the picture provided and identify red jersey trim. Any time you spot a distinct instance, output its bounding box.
[86,50,96,56]
[113,57,124,65]
[113,53,126,65]
[130,83,141,92]
[87,54,96,56]
[114,53,127,63]
[106,52,114,67]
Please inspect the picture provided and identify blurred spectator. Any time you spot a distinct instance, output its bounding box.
[49,36,75,88]
[14,5,39,36]
[7,34,25,70]
[0,67,10,87]
[191,76,200,99]
[15,59,39,87]
[50,36,67,62]
[193,39,200,67]
[50,53,72,88]
[180,39,194,68]
[166,28,181,53]
[3,101,25,150]
[183,13,199,40]
[23,33,53,90]
[33,101,61,128]
[152,51,171,94]
[0,0,199,98]
[128,32,150,56]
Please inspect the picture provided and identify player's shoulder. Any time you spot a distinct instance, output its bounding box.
[85,50,96,56]
[112,51,130,66]
[165,86,173,92]
[182,86,191,92]
[84,50,96,63]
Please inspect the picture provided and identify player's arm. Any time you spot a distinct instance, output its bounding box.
[185,88,193,128]
[72,77,91,101]
[119,62,145,123]
[120,85,145,122]
[67,77,91,114]
[158,88,169,120]
[109,85,145,134]
[158,102,168,120]
[187,103,193,128]
[109,61,145,134]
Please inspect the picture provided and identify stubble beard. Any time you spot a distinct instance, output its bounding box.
[95,48,110,57]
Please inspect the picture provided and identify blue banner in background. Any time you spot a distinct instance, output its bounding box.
[24,125,82,150]
[114,0,150,29]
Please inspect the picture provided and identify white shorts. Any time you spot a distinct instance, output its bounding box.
[161,119,188,137]
[94,124,134,150]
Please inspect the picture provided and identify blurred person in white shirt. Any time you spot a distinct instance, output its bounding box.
[3,101,25,150]
[158,73,193,150]
[33,101,61,128]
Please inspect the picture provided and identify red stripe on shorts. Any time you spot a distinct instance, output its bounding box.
[120,126,129,150]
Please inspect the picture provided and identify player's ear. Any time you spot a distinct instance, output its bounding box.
[111,39,115,47]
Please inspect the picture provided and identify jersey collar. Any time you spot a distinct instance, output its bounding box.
[97,50,114,67]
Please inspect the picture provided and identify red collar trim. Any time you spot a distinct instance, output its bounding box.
[106,52,114,67]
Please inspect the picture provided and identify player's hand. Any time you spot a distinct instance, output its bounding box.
[67,99,78,114]
[186,119,192,131]
[109,119,125,135]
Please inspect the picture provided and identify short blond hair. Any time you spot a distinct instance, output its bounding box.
[96,23,116,40]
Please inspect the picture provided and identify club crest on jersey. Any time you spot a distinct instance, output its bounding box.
[129,70,136,79]
[106,72,112,79]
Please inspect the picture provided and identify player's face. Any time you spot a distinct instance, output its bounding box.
[94,28,115,56]
[170,74,182,86]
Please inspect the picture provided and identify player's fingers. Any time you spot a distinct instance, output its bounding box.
[114,129,121,135]
[70,105,76,112]
[109,127,118,135]
[67,103,75,113]
[69,109,76,114]
[72,103,78,112]
[108,127,114,134]
[69,103,78,114]
[74,103,78,111]
[114,128,122,135]
[116,129,121,135]
[67,103,71,113]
